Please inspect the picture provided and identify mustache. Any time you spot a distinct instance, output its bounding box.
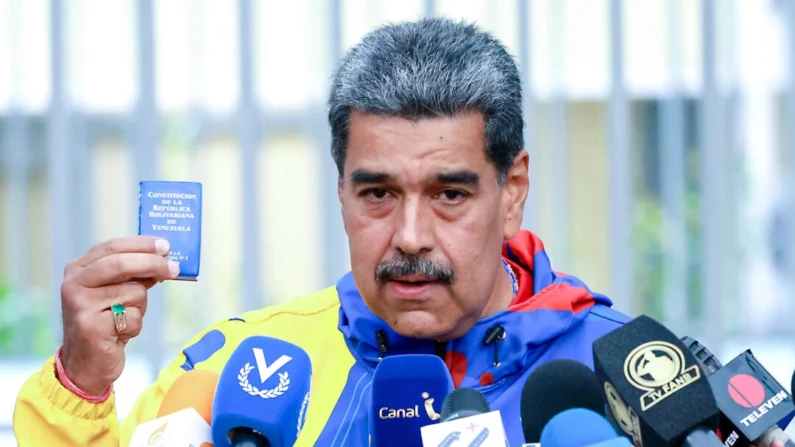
[374,254,456,284]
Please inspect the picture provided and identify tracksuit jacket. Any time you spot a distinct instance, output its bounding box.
[13,230,631,446]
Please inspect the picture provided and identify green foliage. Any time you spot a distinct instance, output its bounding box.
[632,195,665,319]
[683,187,704,320]
[632,148,704,325]
[0,276,55,357]
[0,275,11,352]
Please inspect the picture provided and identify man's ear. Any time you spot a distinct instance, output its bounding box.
[502,150,529,240]
[338,178,344,204]
[338,178,349,235]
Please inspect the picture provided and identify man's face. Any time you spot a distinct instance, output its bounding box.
[339,110,529,340]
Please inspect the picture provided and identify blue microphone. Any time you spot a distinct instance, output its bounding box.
[211,336,312,447]
[370,354,454,447]
[540,408,632,447]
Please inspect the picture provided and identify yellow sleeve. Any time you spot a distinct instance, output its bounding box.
[13,332,212,446]
[13,354,120,446]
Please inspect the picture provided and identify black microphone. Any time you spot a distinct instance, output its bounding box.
[520,359,607,443]
[681,336,795,447]
[592,315,723,446]
[440,388,491,422]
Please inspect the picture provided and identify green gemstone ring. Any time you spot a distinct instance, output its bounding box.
[111,303,127,335]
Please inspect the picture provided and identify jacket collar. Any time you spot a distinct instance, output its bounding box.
[336,230,613,388]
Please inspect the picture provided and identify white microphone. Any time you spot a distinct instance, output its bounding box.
[128,407,213,447]
[128,369,218,447]
[419,388,508,447]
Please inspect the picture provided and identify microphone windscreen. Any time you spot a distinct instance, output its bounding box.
[157,369,219,423]
[520,359,605,443]
[440,387,490,422]
[370,354,454,447]
[539,408,620,447]
[211,336,312,447]
[592,315,720,446]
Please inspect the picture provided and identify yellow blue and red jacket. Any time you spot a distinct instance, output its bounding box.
[13,230,630,446]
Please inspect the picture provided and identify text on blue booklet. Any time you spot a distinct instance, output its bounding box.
[138,181,203,281]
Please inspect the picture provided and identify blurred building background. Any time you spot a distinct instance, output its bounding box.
[2,0,795,442]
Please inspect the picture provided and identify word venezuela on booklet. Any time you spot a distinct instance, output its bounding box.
[139,180,203,281]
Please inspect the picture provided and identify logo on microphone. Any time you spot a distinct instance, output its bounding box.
[728,374,765,408]
[147,421,167,445]
[604,381,642,447]
[469,427,490,445]
[422,391,441,420]
[238,347,292,399]
[726,373,791,427]
[377,392,442,420]
[296,388,311,438]
[623,341,701,411]
[436,431,461,447]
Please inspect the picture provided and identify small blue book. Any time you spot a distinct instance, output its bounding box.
[138,181,202,281]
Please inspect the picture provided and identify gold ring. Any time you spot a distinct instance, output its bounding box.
[111,303,127,335]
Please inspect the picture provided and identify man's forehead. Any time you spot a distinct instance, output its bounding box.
[344,110,490,175]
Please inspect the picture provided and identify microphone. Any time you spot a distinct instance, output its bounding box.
[592,315,723,446]
[157,368,219,421]
[128,369,218,447]
[440,387,491,422]
[681,336,795,447]
[519,359,607,443]
[369,354,454,447]
[211,336,312,447]
[539,408,632,447]
[788,370,795,439]
[419,387,509,446]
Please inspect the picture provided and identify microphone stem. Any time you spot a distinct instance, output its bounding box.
[682,427,724,447]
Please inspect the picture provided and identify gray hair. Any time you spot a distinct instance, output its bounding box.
[328,17,524,184]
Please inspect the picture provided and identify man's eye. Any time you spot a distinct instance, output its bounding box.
[362,188,390,201]
[437,190,467,204]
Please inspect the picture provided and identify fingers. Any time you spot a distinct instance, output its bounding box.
[62,280,151,321]
[98,281,150,315]
[114,305,144,342]
[72,236,171,268]
[77,253,180,288]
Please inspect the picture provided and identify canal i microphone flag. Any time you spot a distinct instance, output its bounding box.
[370,354,454,447]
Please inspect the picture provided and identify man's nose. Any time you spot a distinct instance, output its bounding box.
[392,196,433,255]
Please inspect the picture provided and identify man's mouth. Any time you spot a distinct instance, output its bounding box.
[387,275,439,300]
[391,275,436,286]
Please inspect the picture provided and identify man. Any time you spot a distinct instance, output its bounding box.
[14,18,629,446]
